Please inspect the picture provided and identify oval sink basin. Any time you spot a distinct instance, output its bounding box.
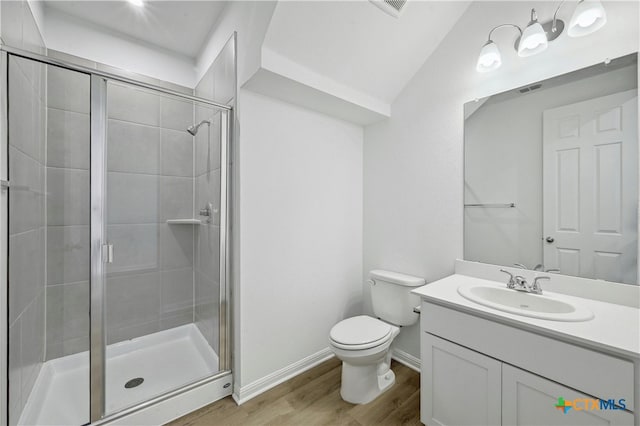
[457,286,594,322]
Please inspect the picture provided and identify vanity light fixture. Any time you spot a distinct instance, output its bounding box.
[518,9,548,57]
[476,24,522,73]
[567,0,607,37]
[476,0,607,72]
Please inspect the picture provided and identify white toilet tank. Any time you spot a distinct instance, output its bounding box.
[369,270,425,326]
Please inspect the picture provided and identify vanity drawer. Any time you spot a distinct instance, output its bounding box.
[422,301,635,411]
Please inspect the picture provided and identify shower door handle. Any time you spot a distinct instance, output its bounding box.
[103,244,114,264]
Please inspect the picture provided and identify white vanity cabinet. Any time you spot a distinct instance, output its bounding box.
[420,301,636,426]
[421,333,501,425]
[502,364,633,425]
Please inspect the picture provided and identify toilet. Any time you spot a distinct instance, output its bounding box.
[329,270,425,404]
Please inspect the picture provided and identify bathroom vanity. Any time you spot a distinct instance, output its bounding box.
[413,261,640,426]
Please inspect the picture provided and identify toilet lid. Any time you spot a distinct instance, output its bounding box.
[329,315,392,346]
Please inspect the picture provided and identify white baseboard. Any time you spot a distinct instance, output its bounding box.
[392,348,421,372]
[233,348,334,405]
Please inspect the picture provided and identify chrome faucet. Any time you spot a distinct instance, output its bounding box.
[530,276,550,295]
[499,269,517,289]
[499,269,549,295]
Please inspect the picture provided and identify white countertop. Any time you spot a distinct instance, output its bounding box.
[412,274,640,359]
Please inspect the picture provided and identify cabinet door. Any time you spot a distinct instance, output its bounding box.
[502,364,633,426]
[421,333,501,426]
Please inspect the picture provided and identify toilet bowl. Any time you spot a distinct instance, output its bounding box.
[329,315,400,404]
[329,270,425,405]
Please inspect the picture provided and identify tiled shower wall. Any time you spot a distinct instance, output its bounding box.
[8,57,46,426]
[3,1,48,422]
[193,34,236,353]
[44,66,91,360]
[104,83,196,344]
[44,78,200,356]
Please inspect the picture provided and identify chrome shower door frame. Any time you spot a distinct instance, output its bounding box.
[90,75,107,422]
[0,49,9,426]
[1,46,234,425]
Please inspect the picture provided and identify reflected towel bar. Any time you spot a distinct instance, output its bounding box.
[464,203,516,208]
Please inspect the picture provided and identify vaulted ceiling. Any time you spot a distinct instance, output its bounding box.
[43,1,226,58]
[36,1,471,123]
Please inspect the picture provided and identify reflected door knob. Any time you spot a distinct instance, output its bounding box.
[545,237,555,243]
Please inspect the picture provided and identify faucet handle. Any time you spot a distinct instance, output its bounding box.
[531,276,550,294]
[499,269,516,289]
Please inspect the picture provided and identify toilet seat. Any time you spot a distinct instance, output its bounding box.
[329,315,392,350]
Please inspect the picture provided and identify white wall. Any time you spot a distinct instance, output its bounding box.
[465,64,638,269]
[42,7,196,87]
[238,89,363,388]
[363,0,639,359]
[262,1,470,105]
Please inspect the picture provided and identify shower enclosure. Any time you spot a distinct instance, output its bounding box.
[1,48,232,425]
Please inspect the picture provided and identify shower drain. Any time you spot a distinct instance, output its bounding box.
[125,377,144,389]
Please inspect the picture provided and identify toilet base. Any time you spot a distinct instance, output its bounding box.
[339,361,396,404]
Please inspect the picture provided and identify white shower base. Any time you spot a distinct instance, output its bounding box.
[19,324,219,426]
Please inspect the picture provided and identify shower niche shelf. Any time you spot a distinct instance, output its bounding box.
[166,219,202,225]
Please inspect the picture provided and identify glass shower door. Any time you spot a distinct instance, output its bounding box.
[5,52,230,424]
[6,55,91,425]
[102,80,226,416]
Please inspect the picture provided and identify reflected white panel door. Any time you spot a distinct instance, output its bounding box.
[543,90,638,284]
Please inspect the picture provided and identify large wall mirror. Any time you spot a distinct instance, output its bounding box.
[464,53,638,285]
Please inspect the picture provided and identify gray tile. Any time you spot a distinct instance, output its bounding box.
[107,172,159,224]
[195,271,219,322]
[106,271,160,334]
[47,66,90,114]
[196,224,220,282]
[46,109,90,169]
[62,336,90,357]
[160,311,193,331]
[9,62,41,163]
[161,95,193,132]
[194,108,221,176]
[8,318,22,426]
[108,320,160,345]
[47,226,90,286]
[161,268,194,316]
[46,282,90,360]
[108,83,160,127]
[21,292,44,405]
[15,54,41,94]
[107,120,160,174]
[37,98,47,160]
[9,229,44,324]
[106,224,159,275]
[161,129,193,177]
[161,224,194,270]
[196,169,221,226]
[45,342,63,362]
[194,294,218,354]
[212,41,236,105]
[160,176,193,221]
[10,148,44,235]
[47,168,89,226]
[195,67,214,101]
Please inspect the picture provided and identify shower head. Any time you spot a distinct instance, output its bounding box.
[187,119,211,136]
